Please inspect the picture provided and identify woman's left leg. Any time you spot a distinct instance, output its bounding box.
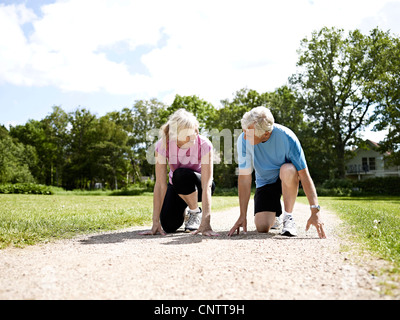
[172,168,215,231]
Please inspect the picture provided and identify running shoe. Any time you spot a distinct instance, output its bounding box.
[185,207,202,232]
[281,215,297,236]
[271,216,282,230]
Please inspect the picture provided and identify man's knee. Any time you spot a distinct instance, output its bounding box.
[254,212,275,233]
[279,163,298,182]
[256,223,271,233]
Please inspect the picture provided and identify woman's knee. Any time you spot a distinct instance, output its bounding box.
[172,168,199,195]
[172,168,196,185]
[160,214,184,233]
[161,223,180,234]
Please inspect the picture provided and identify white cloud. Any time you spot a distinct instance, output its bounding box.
[0,0,398,106]
[0,4,37,86]
[360,1,400,35]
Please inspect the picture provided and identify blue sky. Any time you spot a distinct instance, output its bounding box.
[1,0,400,142]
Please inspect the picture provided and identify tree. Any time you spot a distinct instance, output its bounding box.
[92,114,130,190]
[290,27,389,178]
[215,88,269,132]
[0,126,37,184]
[268,85,306,134]
[42,106,69,186]
[63,108,97,189]
[128,99,166,182]
[167,94,217,131]
[10,119,49,184]
[370,32,400,165]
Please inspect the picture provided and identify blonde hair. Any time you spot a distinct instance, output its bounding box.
[160,108,199,145]
[241,106,274,137]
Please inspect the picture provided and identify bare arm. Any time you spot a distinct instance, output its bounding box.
[298,168,318,207]
[298,168,326,239]
[200,150,213,226]
[140,151,167,235]
[228,169,252,236]
[153,156,168,222]
[193,149,219,236]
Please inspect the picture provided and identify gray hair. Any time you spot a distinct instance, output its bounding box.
[241,106,275,137]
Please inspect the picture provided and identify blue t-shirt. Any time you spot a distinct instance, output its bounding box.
[237,124,307,188]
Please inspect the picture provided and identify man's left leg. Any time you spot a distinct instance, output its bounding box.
[280,163,299,212]
[279,163,299,236]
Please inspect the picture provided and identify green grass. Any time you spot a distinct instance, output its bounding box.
[0,194,238,249]
[299,196,400,273]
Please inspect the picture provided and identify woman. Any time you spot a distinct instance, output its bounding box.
[140,109,218,236]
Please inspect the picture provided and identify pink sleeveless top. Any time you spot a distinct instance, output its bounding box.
[155,134,213,184]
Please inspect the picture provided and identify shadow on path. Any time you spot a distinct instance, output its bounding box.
[79,229,284,245]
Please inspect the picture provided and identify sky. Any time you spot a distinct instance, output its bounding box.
[1,0,400,142]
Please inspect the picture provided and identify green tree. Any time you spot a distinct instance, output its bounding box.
[92,114,130,189]
[268,85,306,134]
[167,94,217,131]
[370,32,400,165]
[215,88,269,132]
[290,27,389,178]
[63,108,97,189]
[42,106,69,186]
[0,126,37,184]
[10,119,49,184]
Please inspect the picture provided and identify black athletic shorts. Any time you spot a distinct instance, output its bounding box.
[254,177,282,216]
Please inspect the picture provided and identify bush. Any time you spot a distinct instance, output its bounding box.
[354,177,400,195]
[213,187,238,196]
[141,178,155,192]
[110,187,146,196]
[0,183,54,195]
[322,179,353,190]
[298,177,400,197]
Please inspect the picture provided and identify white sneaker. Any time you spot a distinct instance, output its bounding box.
[185,207,202,232]
[281,215,297,236]
[271,216,282,230]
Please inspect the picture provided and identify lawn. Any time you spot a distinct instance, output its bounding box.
[301,196,400,273]
[0,193,238,249]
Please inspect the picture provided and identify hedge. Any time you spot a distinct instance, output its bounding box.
[298,177,400,197]
[354,176,400,196]
[0,183,54,195]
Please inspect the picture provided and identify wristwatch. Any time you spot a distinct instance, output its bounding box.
[310,205,321,211]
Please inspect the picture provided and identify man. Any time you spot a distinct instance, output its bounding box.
[228,106,326,239]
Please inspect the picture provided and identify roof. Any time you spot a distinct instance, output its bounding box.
[355,139,391,156]
[367,140,380,148]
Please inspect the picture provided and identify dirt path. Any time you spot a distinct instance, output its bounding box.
[0,201,395,300]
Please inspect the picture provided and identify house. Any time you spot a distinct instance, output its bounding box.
[345,140,400,180]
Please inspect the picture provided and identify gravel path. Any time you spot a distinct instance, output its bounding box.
[0,201,395,300]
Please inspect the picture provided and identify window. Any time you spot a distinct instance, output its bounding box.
[362,158,368,172]
[369,157,376,170]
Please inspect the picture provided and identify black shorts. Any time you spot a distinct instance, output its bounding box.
[254,178,282,216]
